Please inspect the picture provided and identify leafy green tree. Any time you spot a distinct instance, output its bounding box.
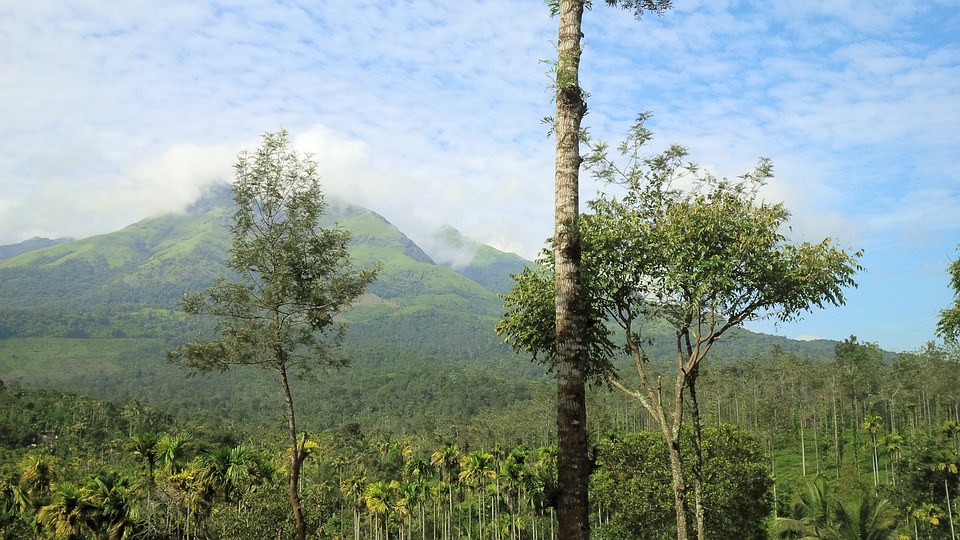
[937,246,960,342]
[592,425,772,540]
[169,129,378,540]
[499,118,861,540]
[547,2,672,538]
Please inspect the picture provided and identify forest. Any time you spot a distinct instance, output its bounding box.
[1,338,960,539]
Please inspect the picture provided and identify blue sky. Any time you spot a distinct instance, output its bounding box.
[1,1,958,353]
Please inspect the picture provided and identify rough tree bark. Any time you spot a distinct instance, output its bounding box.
[553,1,591,539]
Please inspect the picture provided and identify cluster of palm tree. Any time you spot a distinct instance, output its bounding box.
[332,438,560,540]
[0,433,274,540]
[772,478,900,540]
[0,453,141,540]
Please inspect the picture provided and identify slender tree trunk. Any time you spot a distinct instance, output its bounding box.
[279,361,308,540]
[553,2,590,540]
[800,412,807,477]
[665,431,691,540]
[688,367,707,540]
[947,478,956,540]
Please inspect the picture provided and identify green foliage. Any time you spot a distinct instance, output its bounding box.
[937,246,960,342]
[773,478,898,540]
[170,130,378,378]
[591,425,773,540]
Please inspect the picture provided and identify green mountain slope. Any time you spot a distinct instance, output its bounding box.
[0,188,856,430]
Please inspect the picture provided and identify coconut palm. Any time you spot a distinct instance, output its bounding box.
[833,493,898,540]
[773,478,835,539]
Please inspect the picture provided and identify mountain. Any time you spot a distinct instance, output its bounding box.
[0,236,71,260]
[0,189,852,430]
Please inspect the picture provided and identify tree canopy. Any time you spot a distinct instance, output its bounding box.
[937,246,960,342]
[498,116,863,540]
[169,129,378,540]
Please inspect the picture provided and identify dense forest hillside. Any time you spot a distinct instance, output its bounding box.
[1,187,849,429]
[3,189,960,539]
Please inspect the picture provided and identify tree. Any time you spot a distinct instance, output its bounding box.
[169,129,378,540]
[499,118,862,540]
[548,2,672,539]
[591,425,772,540]
[87,473,141,540]
[937,246,960,342]
[36,482,96,540]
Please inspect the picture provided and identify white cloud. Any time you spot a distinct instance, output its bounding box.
[1,0,958,351]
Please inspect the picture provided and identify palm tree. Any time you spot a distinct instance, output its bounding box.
[863,415,883,487]
[19,453,56,503]
[500,447,529,540]
[833,493,898,540]
[883,434,904,486]
[936,460,958,540]
[430,443,460,540]
[0,478,28,539]
[87,473,141,540]
[402,458,432,540]
[36,482,96,540]
[773,478,835,539]
[340,474,367,540]
[459,451,496,539]
[366,480,400,540]
[911,502,945,540]
[127,433,160,488]
[157,432,193,476]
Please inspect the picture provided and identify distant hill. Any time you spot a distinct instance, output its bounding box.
[0,187,852,429]
[0,236,71,260]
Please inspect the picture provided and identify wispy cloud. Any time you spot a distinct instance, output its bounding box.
[1,0,958,351]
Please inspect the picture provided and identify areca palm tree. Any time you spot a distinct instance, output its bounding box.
[87,473,141,540]
[366,480,401,540]
[127,433,160,488]
[911,502,945,540]
[500,446,530,540]
[402,458,431,540]
[459,451,496,539]
[197,445,262,506]
[863,416,883,488]
[883,434,904,486]
[430,443,460,540]
[340,474,367,540]
[36,482,96,540]
[19,453,56,503]
[0,478,28,539]
[157,432,193,477]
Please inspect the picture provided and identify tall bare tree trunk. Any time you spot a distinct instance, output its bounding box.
[553,1,590,540]
[280,361,308,540]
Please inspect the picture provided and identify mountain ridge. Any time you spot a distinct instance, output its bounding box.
[0,189,855,428]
